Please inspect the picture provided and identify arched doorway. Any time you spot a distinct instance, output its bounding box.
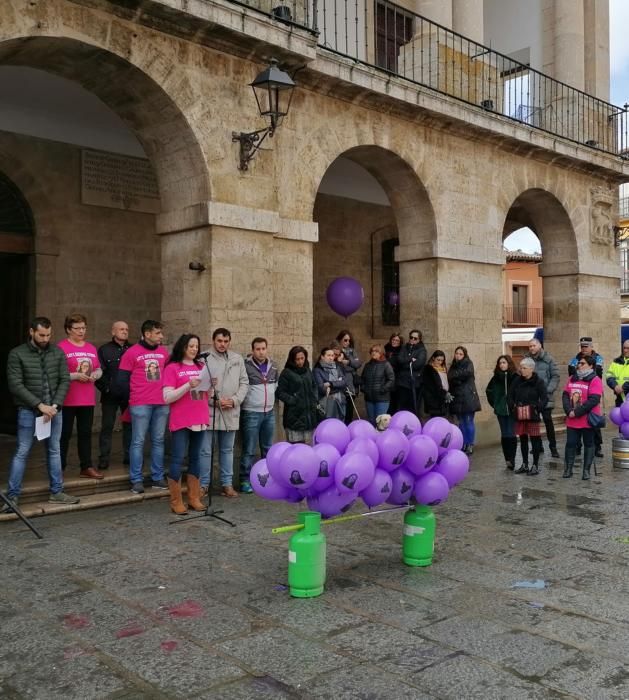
[0,172,34,433]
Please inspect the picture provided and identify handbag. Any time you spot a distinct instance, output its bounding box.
[516,404,537,421]
[587,411,606,429]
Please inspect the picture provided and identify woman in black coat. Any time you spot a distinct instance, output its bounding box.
[277,346,318,444]
[447,346,481,454]
[360,344,395,425]
[422,350,450,419]
[384,332,403,413]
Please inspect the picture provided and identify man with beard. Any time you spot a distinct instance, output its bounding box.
[2,317,80,512]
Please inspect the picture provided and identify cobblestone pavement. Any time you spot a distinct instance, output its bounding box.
[2,441,629,699]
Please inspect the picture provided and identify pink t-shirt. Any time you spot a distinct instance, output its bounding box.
[58,339,100,407]
[119,343,169,406]
[162,362,210,431]
[564,375,603,429]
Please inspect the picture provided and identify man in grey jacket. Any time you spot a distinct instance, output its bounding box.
[200,328,249,498]
[527,338,560,459]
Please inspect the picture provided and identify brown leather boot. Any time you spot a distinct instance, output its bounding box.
[186,475,206,512]
[167,478,188,515]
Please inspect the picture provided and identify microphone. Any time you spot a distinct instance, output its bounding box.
[197,351,211,359]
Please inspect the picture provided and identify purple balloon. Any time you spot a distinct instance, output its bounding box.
[346,437,380,468]
[360,468,393,508]
[610,407,623,426]
[348,419,377,441]
[311,442,340,492]
[423,417,458,451]
[276,444,320,489]
[284,487,305,503]
[250,459,290,500]
[405,434,439,476]
[375,428,409,472]
[621,421,629,439]
[266,442,292,481]
[334,452,376,493]
[326,276,364,318]
[306,493,320,511]
[439,424,463,454]
[414,471,450,506]
[389,411,422,438]
[386,467,415,505]
[314,419,351,453]
[621,401,629,422]
[387,291,400,306]
[433,449,469,487]
[317,486,357,518]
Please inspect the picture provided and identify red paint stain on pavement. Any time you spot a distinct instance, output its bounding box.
[160,640,179,653]
[64,646,89,660]
[165,600,204,618]
[115,623,145,639]
[63,613,90,630]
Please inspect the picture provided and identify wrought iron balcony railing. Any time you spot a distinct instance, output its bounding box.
[503,305,543,326]
[231,0,629,157]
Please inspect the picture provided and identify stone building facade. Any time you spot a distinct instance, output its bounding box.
[0,0,627,441]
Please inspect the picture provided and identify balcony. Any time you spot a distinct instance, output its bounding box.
[231,0,629,156]
[503,305,543,327]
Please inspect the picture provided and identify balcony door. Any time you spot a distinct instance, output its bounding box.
[512,284,528,324]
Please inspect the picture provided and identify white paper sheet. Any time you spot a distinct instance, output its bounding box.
[196,365,212,392]
[35,416,52,441]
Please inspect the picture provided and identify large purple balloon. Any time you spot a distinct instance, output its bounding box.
[405,434,439,476]
[386,467,415,505]
[621,421,629,439]
[414,471,450,506]
[620,401,629,422]
[438,424,463,455]
[348,419,377,441]
[276,444,320,489]
[326,276,364,318]
[389,411,422,438]
[610,407,623,426]
[433,449,469,487]
[266,442,292,481]
[311,442,340,492]
[375,428,409,472]
[360,468,393,508]
[346,437,380,468]
[317,486,357,518]
[423,417,458,451]
[314,419,351,453]
[250,459,290,500]
[334,452,376,493]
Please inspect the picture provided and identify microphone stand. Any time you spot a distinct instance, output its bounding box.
[170,354,236,527]
[0,492,44,539]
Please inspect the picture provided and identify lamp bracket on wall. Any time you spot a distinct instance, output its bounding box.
[232,127,273,171]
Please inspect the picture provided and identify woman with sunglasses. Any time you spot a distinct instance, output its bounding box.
[335,330,362,425]
[561,354,603,480]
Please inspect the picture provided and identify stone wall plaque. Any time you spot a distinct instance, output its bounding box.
[81,149,160,214]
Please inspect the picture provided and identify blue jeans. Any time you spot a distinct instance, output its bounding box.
[200,430,236,488]
[169,428,205,481]
[129,404,169,484]
[239,409,275,481]
[497,414,515,438]
[366,401,390,426]
[458,413,476,446]
[8,408,64,499]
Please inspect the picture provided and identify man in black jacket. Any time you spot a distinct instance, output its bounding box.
[96,321,131,469]
[392,329,427,416]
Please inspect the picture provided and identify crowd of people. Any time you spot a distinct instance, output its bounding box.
[3,317,627,516]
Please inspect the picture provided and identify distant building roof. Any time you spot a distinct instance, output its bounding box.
[505,249,543,263]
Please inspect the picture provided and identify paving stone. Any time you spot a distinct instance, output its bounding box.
[542,651,629,699]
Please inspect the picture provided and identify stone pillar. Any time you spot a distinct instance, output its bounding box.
[452,0,483,44]
[553,0,585,90]
[584,0,610,101]
[415,0,452,28]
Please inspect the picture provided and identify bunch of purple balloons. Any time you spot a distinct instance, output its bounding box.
[249,411,470,519]
[609,402,629,436]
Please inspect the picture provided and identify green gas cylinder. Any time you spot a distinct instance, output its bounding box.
[402,505,436,567]
[288,511,326,598]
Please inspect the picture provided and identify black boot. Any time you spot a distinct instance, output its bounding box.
[514,463,529,474]
[528,437,542,475]
[528,463,540,475]
[515,435,529,473]
[563,446,575,478]
[501,438,513,469]
[582,446,595,481]
[505,437,518,470]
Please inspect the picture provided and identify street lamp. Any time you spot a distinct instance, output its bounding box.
[232,58,296,171]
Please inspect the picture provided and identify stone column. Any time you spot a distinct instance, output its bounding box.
[553,0,585,90]
[584,0,610,101]
[452,0,483,44]
[415,0,452,28]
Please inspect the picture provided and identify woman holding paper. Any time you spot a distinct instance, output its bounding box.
[162,334,211,515]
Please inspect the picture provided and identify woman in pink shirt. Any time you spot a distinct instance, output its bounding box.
[562,354,603,481]
[163,334,210,515]
[58,314,104,479]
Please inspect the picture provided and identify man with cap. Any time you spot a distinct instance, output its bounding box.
[569,337,604,458]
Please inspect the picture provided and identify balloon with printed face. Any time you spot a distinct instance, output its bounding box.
[620,400,629,422]
[334,452,376,493]
[348,419,377,441]
[276,443,320,489]
[621,421,629,439]
[316,486,357,519]
[266,442,293,481]
[438,424,464,455]
[314,419,351,454]
[422,417,458,452]
[346,437,380,469]
[360,468,393,508]
[386,467,416,505]
[326,276,364,318]
[310,442,340,492]
[413,471,450,506]
[405,434,439,476]
[375,428,409,472]
[388,411,421,438]
[250,459,290,500]
[433,449,469,487]
[610,406,623,426]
